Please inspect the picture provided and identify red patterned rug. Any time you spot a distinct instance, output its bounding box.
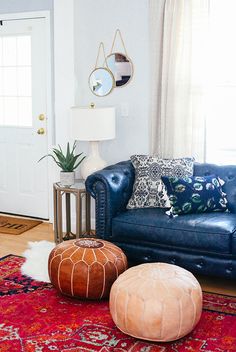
[0,255,236,352]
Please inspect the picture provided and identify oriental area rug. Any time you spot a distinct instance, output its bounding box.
[0,255,236,352]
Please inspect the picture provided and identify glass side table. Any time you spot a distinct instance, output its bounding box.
[53,180,91,244]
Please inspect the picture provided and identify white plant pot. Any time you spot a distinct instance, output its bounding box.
[60,171,75,187]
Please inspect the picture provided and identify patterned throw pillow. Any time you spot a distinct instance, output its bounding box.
[161,175,228,216]
[127,155,194,209]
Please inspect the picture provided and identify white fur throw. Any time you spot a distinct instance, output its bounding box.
[21,240,56,283]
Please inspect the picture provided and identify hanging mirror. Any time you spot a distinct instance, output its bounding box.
[88,42,115,97]
[106,29,134,88]
[106,53,133,87]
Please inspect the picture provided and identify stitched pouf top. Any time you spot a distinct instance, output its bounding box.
[48,238,127,299]
[109,263,202,342]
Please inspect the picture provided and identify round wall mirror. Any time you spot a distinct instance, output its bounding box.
[88,67,115,97]
[106,53,133,87]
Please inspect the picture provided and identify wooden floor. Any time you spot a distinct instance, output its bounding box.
[0,222,54,258]
[0,221,236,297]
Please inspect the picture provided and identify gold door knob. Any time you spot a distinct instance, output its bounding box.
[37,128,45,135]
[38,114,45,121]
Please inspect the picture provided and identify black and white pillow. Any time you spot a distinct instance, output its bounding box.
[127,155,195,209]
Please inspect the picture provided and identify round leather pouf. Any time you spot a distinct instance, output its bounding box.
[48,238,127,300]
[109,263,202,342]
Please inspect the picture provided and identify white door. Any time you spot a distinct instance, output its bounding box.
[0,18,49,219]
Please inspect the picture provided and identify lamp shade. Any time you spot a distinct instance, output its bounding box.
[70,106,116,141]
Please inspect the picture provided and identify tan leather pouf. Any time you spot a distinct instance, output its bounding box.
[48,238,127,299]
[109,263,202,342]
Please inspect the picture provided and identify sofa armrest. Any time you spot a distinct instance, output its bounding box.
[85,160,134,238]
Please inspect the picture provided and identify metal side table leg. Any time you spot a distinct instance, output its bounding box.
[53,185,59,244]
[75,190,82,238]
[85,193,91,236]
[57,189,63,243]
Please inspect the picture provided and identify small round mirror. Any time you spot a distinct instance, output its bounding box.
[106,53,133,87]
[88,67,115,97]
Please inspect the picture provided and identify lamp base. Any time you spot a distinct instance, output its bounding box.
[81,141,107,179]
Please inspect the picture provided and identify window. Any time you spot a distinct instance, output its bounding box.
[0,35,32,127]
[206,0,236,164]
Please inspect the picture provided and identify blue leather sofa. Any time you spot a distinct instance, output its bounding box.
[86,161,236,279]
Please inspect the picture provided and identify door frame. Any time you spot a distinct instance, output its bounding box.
[0,11,53,221]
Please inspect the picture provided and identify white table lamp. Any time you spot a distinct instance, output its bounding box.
[71,104,116,179]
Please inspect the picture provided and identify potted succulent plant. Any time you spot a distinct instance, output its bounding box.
[39,141,86,186]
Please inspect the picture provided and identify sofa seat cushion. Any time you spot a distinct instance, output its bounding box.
[112,208,236,255]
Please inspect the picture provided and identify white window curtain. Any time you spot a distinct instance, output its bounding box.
[150,0,209,161]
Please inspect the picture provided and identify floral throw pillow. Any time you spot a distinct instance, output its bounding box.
[127,155,194,209]
[161,174,228,216]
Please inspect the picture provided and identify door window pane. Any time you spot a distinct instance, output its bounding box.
[17,36,31,66]
[0,68,2,96]
[3,67,17,95]
[4,97,18,125]
[3,37,17,66]
[18,97,32,126]
[0,38,2,66]
[17,67,31,96]
[0,98,3,124]
[0,35,32,127]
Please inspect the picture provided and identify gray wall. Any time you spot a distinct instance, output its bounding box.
[0,0,53,13]
[74,0,150,165]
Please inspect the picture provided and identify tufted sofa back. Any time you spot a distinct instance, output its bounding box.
[194,162,236,213]
[86,160,236,217]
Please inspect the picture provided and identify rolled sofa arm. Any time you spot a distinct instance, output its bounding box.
[85,160,135,238]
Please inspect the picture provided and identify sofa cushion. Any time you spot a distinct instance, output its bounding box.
[112,208,236,255]
[127,155,194,209]
[193,163,236,214]
[162,175,228,216]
